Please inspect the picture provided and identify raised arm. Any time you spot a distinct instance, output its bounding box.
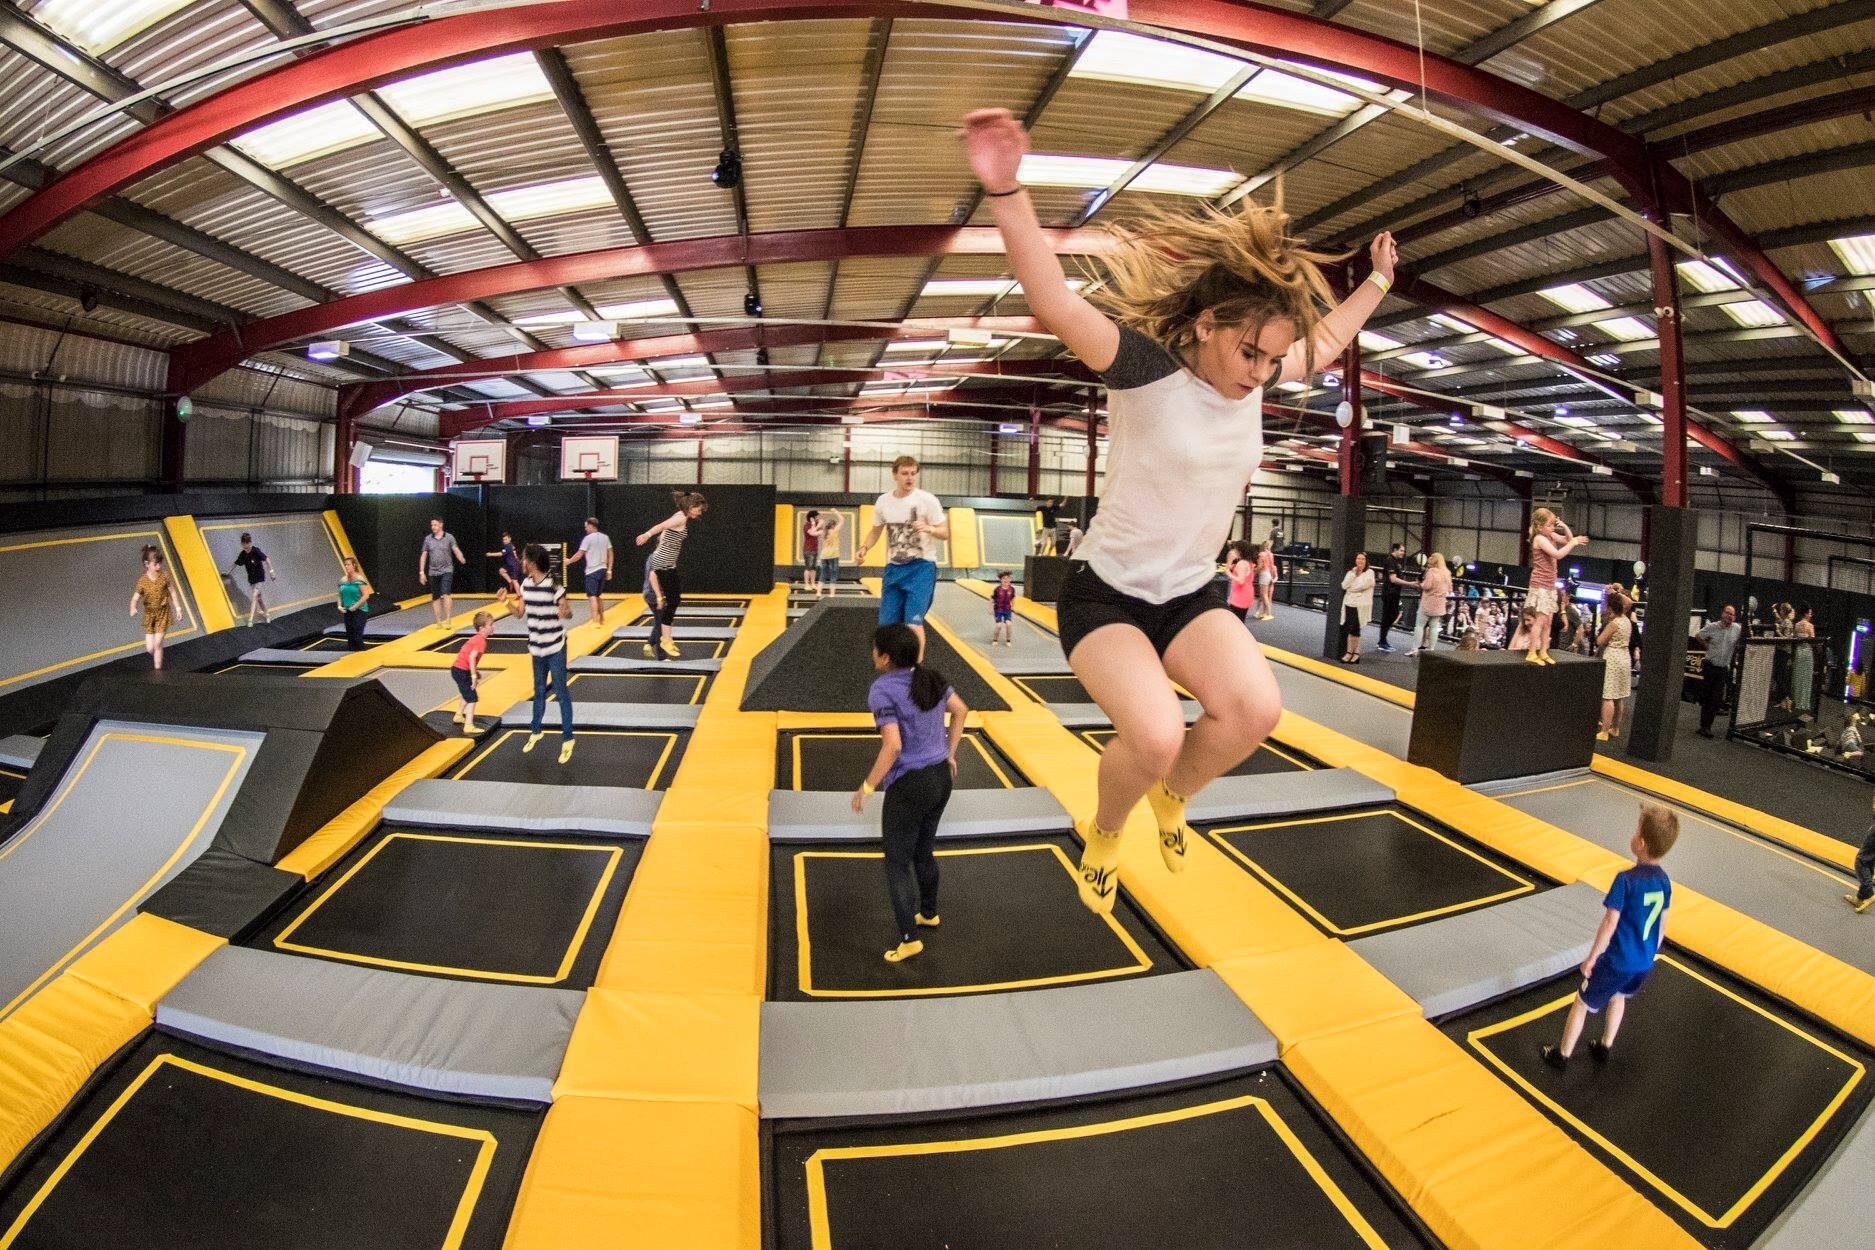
[961,109,1120,371]
[636,511,683,546]
[1276,233,1397,386]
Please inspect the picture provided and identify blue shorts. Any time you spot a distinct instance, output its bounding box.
[879,559,937,626]
[428,570,453,600]
[450,666,476,705]
[583,569,606,596]
[1579,961,1650,1013]
[818,556,840,582]
[993,609,1013,623]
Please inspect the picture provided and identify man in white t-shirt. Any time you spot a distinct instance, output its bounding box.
[859,455,949,643]
[564,515,613,625]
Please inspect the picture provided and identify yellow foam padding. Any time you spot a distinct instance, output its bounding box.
[1211,943,1422,1050]
[0,915,223,1171]
[553,988,759,1105]
[500,1097,759,1250]
[772,504,795,566]
[396,593,431,608]
[947,506,980,569]
[273,739,472,879]
[1288,1016,1696,1250]
[320,509,357,561]
[162,514,235,634]
[856,504,884,567]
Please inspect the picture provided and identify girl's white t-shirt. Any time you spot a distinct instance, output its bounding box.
[1075,327,1262,604]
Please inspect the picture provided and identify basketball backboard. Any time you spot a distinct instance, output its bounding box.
[450,438,506,483]
[560,434,620,481]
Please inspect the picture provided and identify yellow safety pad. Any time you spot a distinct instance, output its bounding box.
[162,514,234,635]
[597,828,768,998]
[1212,944,1420,1050]
[947,507,980,569]
[856,505,884,567]
[501,1097,759,1250]
[553,989,760,1107]
[320,509,358,561]
[654,722,775,833]
[62,914,223,1015]
[773,504,795,566]
[273,739,471,879]
[1289,1016,1695,1250]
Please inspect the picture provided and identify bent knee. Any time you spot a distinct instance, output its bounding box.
[1207,691,1281,743]
[1115,721,1185,775]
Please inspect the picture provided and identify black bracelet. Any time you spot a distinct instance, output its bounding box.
[985,185,1024,198]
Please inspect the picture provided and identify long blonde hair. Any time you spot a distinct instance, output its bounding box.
[1427,552,1447,571]
[1091,195,1339,369]
[1529,507,1557,542]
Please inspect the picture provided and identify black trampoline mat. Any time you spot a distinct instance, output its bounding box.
[1447,954,1872,1248]
[629,613,741,629]
[1205,807,1536,937]
[424,634,534,654]
[258,826,639,986]
[561,671,711,705]
[0,765,25,808]
[598,637,726,661]
[298,636,357,652]
[781,730,1022,790]
[769,1068,1430,1250]
[1079,729,1312,777]
[209,661,315,676]
[451,727,687,789]
[769,835,1184,1000]
[0,1033,538,1250]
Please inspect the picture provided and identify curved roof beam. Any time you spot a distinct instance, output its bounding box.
[0,0,1841,366]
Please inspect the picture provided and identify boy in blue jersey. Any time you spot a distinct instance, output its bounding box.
[1543,803,1679,1071]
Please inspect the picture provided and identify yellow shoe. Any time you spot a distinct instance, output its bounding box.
[915,913,941,928]
[558,740,575,764]
[1539,652,1557,665]
[1076,817,1123,916]
[522,732,544,753]
[1145,780,1192,874]
[1525,651,1545,664]
[884,939,924,963]
[1848,893,1874,915]
[642,642,656,659]
[1595,730,1610,742]
[660,641,682,659]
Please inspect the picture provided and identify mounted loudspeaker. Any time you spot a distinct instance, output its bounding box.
[348,442,375,469]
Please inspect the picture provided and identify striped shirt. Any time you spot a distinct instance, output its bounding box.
[650,523,687,571]
[520,575,567,657]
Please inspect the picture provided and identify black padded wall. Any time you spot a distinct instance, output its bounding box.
[329,492,483,602]
[598,484,774,594]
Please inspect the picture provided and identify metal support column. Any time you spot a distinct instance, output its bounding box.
[842,427,852,493]
[332,405,356,495]
[1026,403,1041,499]
[1325,331,1366,659]
[1083,394,1098,501]
[1646,229,1688,508]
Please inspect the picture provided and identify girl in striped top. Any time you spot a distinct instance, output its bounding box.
[496,543,575,763]
[636,492,708,661]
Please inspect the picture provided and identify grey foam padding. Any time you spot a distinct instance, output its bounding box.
[1350,881,1604,1018]
[1268,661,1414,758]
[0,721,262,1024]
[673,604,743,618]
[385,778,660,837]
[785,608,809,620]
[156,945,582,1103]
[571,656,723,675]
[610,625,739,641]
[197,513,346,624]
[365,667,461,717]
[767,786,1073,842]
[759,968,1275,1119]
[1469,767,1590,797]
[0,523,204,693]
[1186,769,1395,823]
[0,734,43,770]
[1047,701,1203,729]
[498,701,702,730]
[236,647,325,666]
[1758,1100,1875,1247]
[929,582,1065,673]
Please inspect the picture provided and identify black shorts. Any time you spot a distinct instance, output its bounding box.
[1057,563,1228,662]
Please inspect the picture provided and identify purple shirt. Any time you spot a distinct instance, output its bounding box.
[868,667,953,786]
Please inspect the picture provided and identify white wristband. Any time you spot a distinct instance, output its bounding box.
[1366,270,1392,295]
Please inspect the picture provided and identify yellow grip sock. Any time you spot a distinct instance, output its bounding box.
[1076,818,1124,916]
[1146,781,1192,874]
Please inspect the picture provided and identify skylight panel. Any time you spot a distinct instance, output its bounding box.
[1587,353,1622,367]
[366,176,612,245]
[884,339,951,354]
[1834,409,1874,425]
[1538,284,1612,314]
[1675,259,1742,293]
[1068,30,1244,93]
[1855,432,1875,444]
[1731,410,1773,424]
[1828,234,1875,276]
[367,200,478,246]
[649,354,712,372]
[1357,331,1399,352]
[1236,68,1364,115]
[1130,163,1243,197]
[1016,154,1239,198]
[230,100,379,169]
[1401,351,1447,370]
[1594,316,1655,342]
[34,0,191,54]
[1556,416,1596,427]
[1760,429,1796,441]
[920,277,1084,298]
[689,397,735,409]
[600,298,681,321]
[1430,313,1474,334]
[1722,299,1786,328]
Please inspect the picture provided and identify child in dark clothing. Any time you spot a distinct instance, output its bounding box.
[853,624,969,963]
[1846,795,1874,914]
[1543,804,1679,1070]
[991,571,1016,647]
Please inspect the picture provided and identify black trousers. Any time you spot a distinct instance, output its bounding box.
[651,567,683,628]
[1699,667,1731,733]
[1378,594,1402,646]
[882,760,951,940]
[1341,606,1363,651]
[343,609,368,651]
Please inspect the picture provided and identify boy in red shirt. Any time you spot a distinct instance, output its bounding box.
[991,571,1016,647]
[451,611,495,735]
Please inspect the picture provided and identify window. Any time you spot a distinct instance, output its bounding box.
[360,461,436,494]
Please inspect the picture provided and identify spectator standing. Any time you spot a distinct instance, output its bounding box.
[1695,605,1742,739]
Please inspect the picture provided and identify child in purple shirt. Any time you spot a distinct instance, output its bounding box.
[853,624,969,964]
[991,570,1016,647]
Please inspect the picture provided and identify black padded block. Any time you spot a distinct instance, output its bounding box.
[1407,650,1601,784]
[1022,555,1072,603]
[1628,504,1698,763]
[741,598,1007,712]
[139,848,302,939]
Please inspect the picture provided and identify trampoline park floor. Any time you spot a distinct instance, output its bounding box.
[1199,806,1544,938]
[0,763,26,808]
[766,1067,1432,1250]
[1443,951,1873,1249]
[1079,727,1315,778]
[557,670,713,705]
[596,636,727,661]
[423,634,535,655]
[449,726,689,789]
[767,834,1186,1001]
[779,728,1024,791]
[250,825,641,987]
[0,1032,536,1250]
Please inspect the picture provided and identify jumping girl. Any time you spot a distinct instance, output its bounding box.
[1520,507,1588,663]
[130,545,174,670]
[962,106,1396,914]
[636,491,707,661]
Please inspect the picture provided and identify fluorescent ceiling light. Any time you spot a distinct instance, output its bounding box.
[1732,410,1773,424]
[1595,316,1655,342]
[884,339,950,354]
[34,0,192,54]
[1760,429,1797,441]
[1017,153,1239,198]
[1402,351,1445,370]
[1357,331,1399,351]
[921,277,1083,298]
[367,175,612,245]
[1829,234,1875,276]
[232,53,553,168]
[1722,299,1786,328]
[1834,409,1874,425]
[649,354,711,371]
[1675,259,1743,293]
[1070,30,1244,93]
[1587,352,1621,367]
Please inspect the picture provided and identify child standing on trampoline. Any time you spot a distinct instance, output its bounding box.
[853,624,968,964]
[991,569,1017,646]
[451,611,495,736]
[1543,804,1678,1071]
[496,544,575,764]
[1519,507,1587,664]
[637,491,707,660]
[802,510,823,593]
[229,532,276,627]
[129,545,174,669]
[962,106,1396,914]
